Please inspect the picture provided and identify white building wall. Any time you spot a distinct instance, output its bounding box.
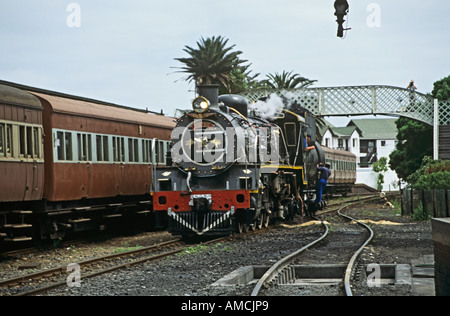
[322,130,333,148]
[349,131,360,156]
[356,139,400,191]
[321,126,399,191]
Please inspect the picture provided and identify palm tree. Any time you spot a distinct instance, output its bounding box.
[174,36,249,93]
[264,70,316,89]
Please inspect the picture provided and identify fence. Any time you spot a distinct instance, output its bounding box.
[402,189,450,218]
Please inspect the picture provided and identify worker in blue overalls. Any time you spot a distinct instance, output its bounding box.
[316,163,332,207]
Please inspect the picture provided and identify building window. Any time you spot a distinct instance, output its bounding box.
[360,140,376,154]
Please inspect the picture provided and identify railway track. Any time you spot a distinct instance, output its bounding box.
[1,194,383,296]
[1,238,221,296]
[251,201,376,296]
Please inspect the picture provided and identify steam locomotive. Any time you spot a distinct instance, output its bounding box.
[152,85,356,236]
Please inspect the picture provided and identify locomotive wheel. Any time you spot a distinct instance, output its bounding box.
[262,213,270,228]
[255,215,264,230]
[237,221,245,234]
[237,221,251,234]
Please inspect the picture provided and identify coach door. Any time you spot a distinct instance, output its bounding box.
[19,124,44,201]
[77,133,93,198]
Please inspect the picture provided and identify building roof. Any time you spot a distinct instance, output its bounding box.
[347,118,398,140]
[330,126,361,138]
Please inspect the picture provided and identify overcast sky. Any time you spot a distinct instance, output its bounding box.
[1,1,449,125]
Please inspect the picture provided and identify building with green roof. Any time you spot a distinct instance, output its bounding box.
[320,118,400,191]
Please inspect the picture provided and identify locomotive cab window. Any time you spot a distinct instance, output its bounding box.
[284,123,297,147]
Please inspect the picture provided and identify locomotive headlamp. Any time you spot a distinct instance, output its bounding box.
[192,96,210,113]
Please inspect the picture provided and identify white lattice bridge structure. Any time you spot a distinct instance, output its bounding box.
[243,85,450,160]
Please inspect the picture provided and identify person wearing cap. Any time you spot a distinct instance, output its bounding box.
[304,134,315,152]
[316,163,332,205]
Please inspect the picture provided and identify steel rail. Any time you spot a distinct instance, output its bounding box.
[251,216,329,296]
[251,195,380,296]
[11,236,228,296]
[1,238,181,292]
[338,209,375,296]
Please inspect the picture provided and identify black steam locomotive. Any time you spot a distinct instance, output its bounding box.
[153,85,355,236]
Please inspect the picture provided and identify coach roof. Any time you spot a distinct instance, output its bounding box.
[32,92,175,129]
[0,83,42,109]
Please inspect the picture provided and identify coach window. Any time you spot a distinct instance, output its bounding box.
[26,126,33,157]
[56,131,73,161]
[33,128,38,158]
[155,140,166,164]
[0,124,4,157]
[77,133,92,162]
[6,125,12,157]
[142,139,153,163]
[128,138,139,163]
[112,136,125,162]
[19,126,26,157]
[96,135,109,162]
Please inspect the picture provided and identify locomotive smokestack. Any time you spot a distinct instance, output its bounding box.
[197,84,219,109]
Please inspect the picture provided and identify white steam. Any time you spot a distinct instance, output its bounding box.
[249,93,284,119]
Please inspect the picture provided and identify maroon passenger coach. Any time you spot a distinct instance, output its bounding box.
[0,81,175,246]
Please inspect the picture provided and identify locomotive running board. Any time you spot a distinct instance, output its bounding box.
[168,207,235,236]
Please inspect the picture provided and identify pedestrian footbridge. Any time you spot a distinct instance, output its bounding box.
[243,85,450,160]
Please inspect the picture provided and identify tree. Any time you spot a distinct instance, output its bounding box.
[432,75,450,100]
[408,156,450,190]
[389,118,433,180]
[373,157,388,191]
[263,70,316,89]
[174,36,250,93]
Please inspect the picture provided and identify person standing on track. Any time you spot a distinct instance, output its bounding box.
[316,163,332,206]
